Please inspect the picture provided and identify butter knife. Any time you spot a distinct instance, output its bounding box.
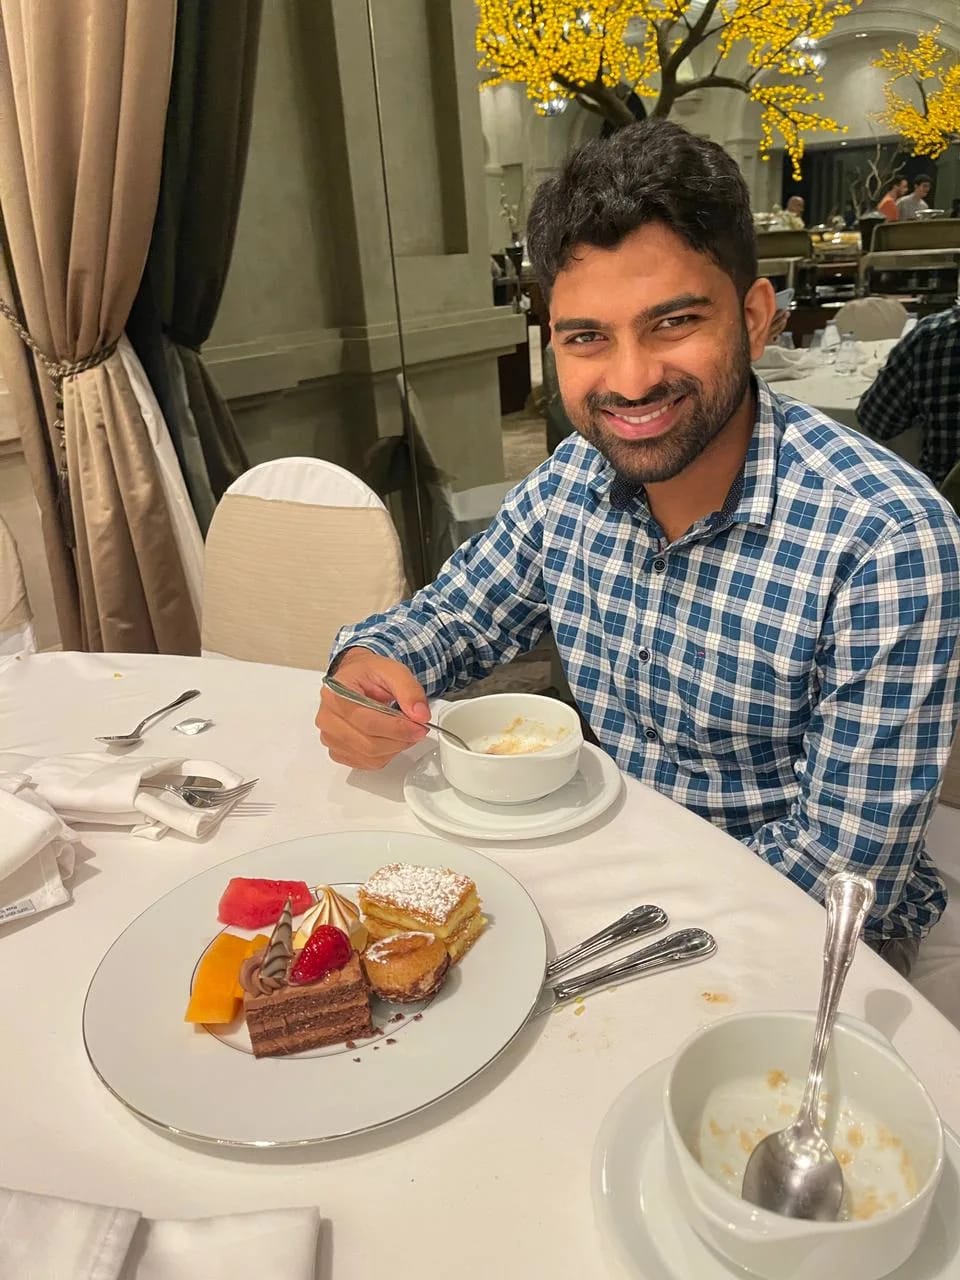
[141,774,223,792]
[544,904,668,982]
[531,927,717,1017]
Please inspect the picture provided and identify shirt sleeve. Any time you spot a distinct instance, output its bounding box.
[328,462,554,695]
[745,514,960,940]
[857,332,918,443]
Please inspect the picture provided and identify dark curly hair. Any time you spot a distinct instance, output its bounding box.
[526,119,757,298]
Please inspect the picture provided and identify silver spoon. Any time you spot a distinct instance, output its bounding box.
[321,674,472,751]
[95,690,201,746]
[741,872,876,1220]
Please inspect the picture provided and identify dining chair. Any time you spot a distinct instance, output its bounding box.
[0,514,37,657]
[202,457,407,670]
[833,298,908,342]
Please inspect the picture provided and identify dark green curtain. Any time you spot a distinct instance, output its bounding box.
[129,0,262,532]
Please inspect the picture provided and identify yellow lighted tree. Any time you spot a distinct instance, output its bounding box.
[873,28,960,159]
[476,1,860,176]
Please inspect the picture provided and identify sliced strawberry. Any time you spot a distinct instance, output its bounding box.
[289,925,352,985]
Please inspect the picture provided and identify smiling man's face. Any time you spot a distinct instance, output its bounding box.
[550,223,771,486]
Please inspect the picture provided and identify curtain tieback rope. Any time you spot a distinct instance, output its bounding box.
[0,297,119,547]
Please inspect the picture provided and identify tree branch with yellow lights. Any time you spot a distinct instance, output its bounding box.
[873,27,960,159]
[476,0,860,176]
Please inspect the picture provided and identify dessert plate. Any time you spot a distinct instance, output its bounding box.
[404,742,624,840]
[592,1059,960,1280]
[83,831,546,1146]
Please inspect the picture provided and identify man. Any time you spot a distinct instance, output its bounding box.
[858,306,960,487]
[897,175,933,221]
[784,195,805,228]
[317,120,960,973]
[877,177,909,221]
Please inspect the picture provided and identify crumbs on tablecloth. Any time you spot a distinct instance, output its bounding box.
[113,672,123,678]
[574,1005,586,1017]
[702,991,732,1004]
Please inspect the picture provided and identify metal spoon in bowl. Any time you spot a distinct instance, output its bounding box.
[741,872,876,1221]
[321,674,472,751]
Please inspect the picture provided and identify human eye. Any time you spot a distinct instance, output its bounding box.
[654,313,701,332]
[562,331,606,347]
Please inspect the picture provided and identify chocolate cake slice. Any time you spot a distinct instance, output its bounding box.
[243,952,373,1058]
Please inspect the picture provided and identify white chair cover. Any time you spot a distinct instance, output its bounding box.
[833,298,909,342]
[202,458,407,670]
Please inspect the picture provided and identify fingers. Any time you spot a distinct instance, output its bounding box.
[316,653,430,769]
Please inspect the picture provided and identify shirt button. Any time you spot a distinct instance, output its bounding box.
[638,648,651,663]
[644,727,658,741]
[652,557,667,573]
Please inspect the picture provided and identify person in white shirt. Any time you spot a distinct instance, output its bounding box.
[897,176,932,221]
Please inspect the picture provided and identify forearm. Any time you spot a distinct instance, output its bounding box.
[330,467,553,694]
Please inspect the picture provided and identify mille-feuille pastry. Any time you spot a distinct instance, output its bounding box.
[362,931,450,1003]
[359,862,486,963]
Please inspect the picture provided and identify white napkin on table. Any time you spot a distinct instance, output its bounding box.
[0,1188,320,1280]
[0,776,77,925]
[753,346,818,382]
[0,754,248,841]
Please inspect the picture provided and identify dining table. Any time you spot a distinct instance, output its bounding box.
[3,650,960,1278]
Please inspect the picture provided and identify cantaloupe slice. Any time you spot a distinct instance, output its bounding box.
[232,933,270,998]
[185,933,252,1024]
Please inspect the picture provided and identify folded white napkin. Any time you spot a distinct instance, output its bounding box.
[0,754,248,841]
[0,1188,320,1280]
[753,346,819,382]
[0,776,77,925]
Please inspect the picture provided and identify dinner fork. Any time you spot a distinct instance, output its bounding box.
[141,778,259,809]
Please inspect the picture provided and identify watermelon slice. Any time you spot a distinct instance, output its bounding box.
[217,877,313,928]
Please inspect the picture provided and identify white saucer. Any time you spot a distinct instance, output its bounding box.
[403,742,624,841]
[592,1059,960,1280]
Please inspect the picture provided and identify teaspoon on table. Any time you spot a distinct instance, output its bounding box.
[95,690,201,746]
[741,872,876,1221]
[321,674,472,751]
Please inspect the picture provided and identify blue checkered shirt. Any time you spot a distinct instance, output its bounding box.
[335,381,960,942]
[858,307,960,487]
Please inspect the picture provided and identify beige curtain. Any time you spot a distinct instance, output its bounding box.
[0,0,200,654]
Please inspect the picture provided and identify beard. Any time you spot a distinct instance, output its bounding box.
[566,324,753,486]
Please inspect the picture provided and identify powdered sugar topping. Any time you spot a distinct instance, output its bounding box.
[362,863,473,925]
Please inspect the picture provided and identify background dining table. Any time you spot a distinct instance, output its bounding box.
[3,651,960,1278]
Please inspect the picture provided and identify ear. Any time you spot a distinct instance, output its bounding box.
[743,278,777,361]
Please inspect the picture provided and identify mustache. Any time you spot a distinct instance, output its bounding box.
[586,378,700,413]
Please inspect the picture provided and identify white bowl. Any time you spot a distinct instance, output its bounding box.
[438,693,583,804]
[662,1011,944,1280]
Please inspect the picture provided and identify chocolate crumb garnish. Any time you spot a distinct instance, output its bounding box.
[413,1013,423,1021]
[352,1057,361,1063]
[345,1040,357,1050]
[386,1038,397,1045]
[373,1045,380,1050]
[390,1012,405,1023]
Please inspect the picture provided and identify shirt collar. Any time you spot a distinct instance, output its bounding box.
[586,377,782,529]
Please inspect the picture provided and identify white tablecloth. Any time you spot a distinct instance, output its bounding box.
[3,652,960,1278]
[764,341,921,465]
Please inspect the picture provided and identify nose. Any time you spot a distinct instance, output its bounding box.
[604,341,668,404]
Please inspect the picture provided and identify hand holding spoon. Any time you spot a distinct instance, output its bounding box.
[321,674,472,751]
[741,872,875,1220]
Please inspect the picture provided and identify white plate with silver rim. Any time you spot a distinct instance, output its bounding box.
[83,831,546,1147]
[592,1059,960,1280]
[404,741,624,841]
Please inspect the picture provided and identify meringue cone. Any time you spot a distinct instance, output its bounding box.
[295,885,368,952]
